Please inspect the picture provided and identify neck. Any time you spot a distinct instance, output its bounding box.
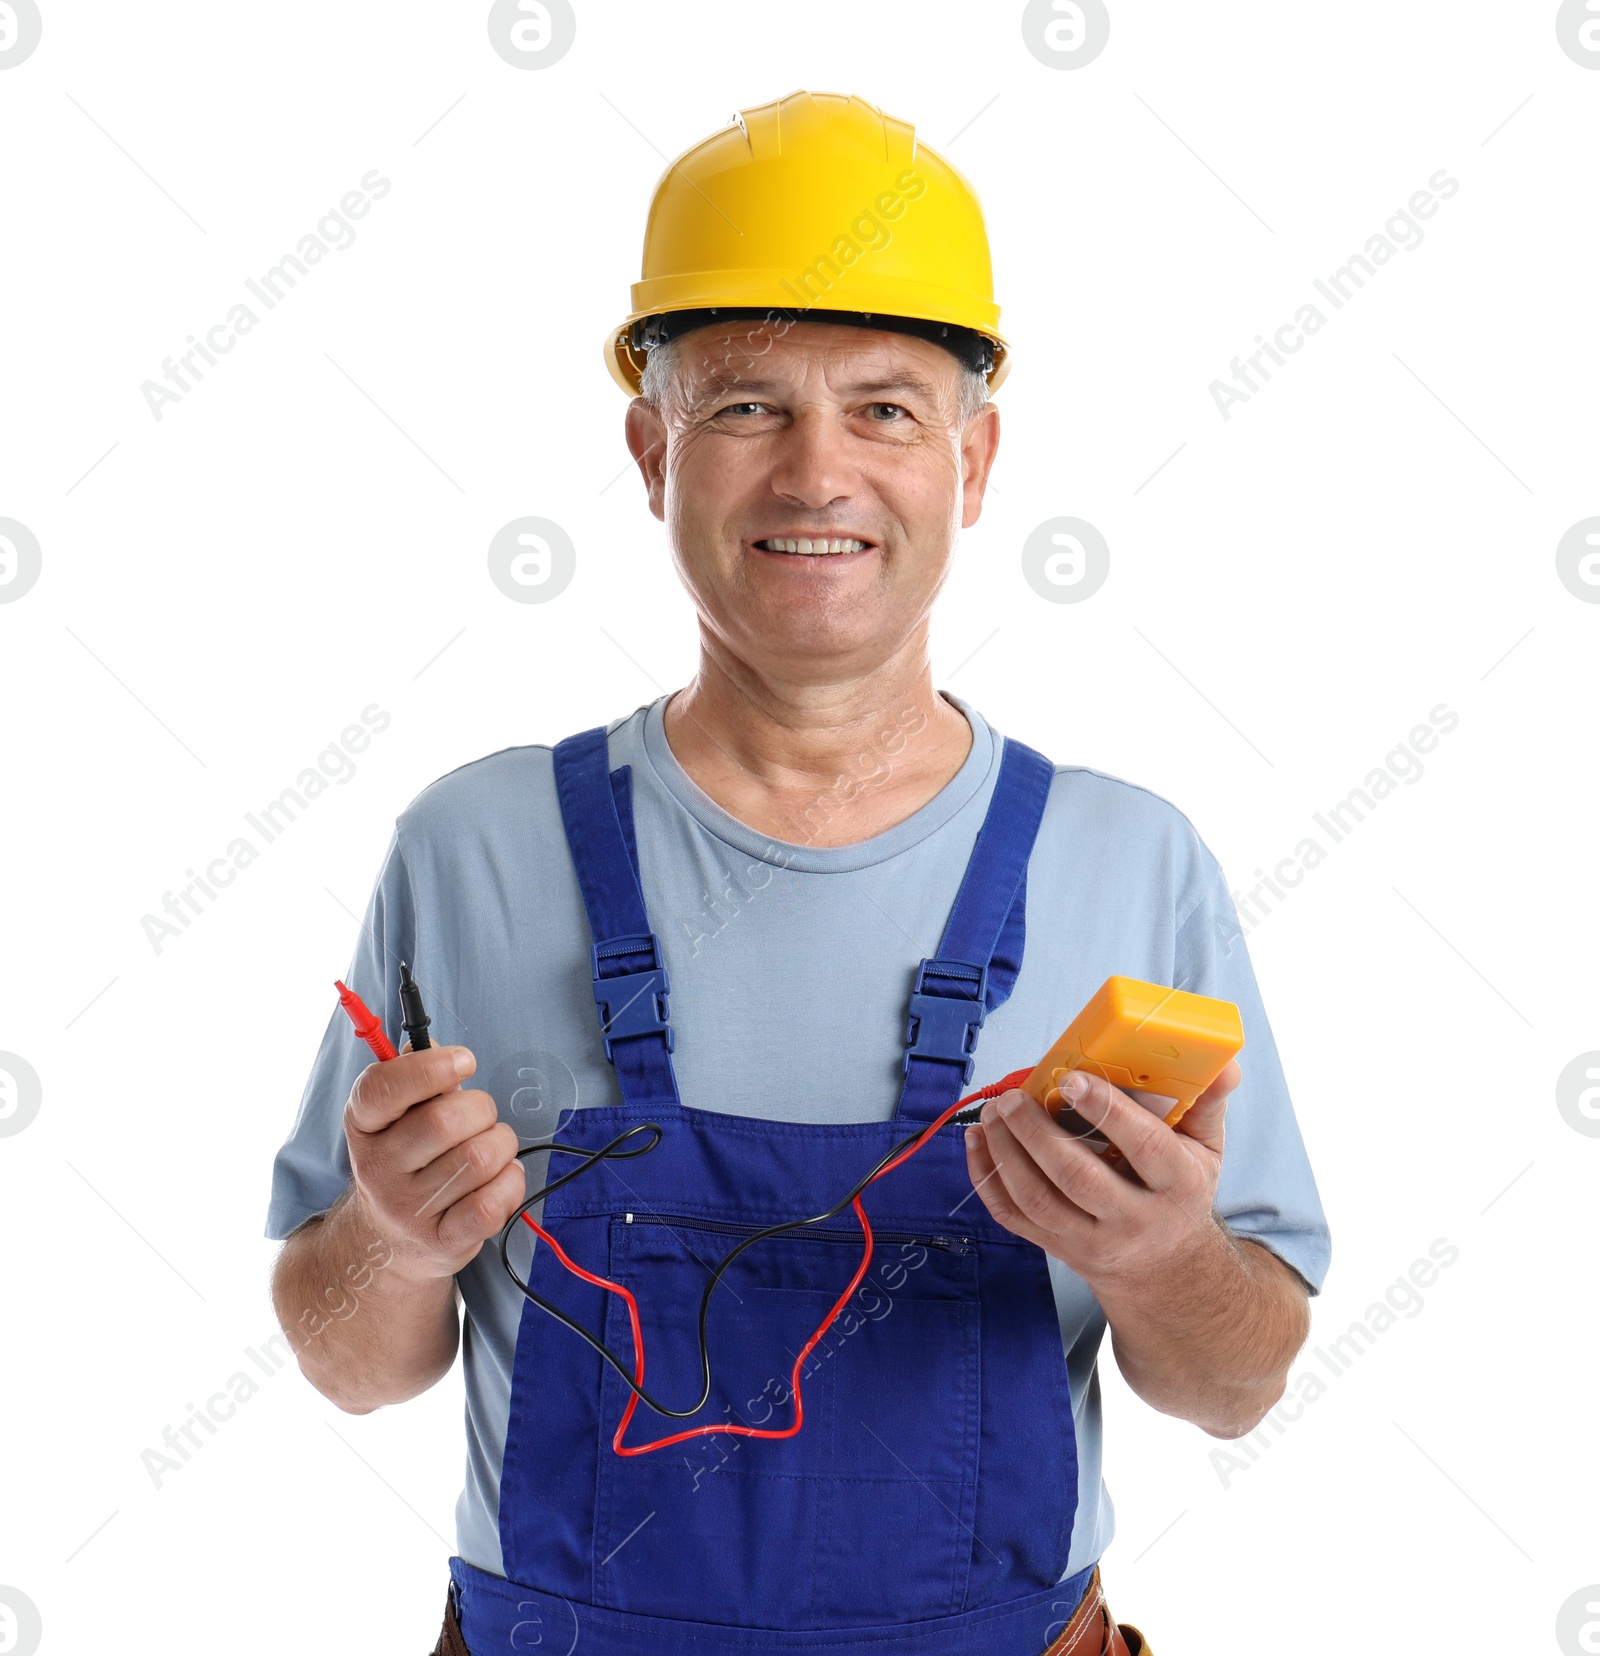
[661,642,974,849]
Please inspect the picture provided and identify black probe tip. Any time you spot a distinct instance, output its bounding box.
[398,960,432,1050]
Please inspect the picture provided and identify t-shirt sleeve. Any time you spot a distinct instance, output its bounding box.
[263,827,417,1242]
[1172,840,1332,1297]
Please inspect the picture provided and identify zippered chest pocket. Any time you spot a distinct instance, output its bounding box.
[593,1212,983,1625]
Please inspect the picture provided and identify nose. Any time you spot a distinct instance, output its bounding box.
[766,406,861,512]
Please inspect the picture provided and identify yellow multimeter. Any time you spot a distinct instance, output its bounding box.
[1020,976,1245,1158]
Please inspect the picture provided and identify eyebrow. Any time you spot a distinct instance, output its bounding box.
[693,371,942,401]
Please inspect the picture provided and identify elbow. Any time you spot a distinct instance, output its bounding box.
[1200,1368,1294,1440]
[295,1348,444,1415]
[285,1339,412,1415]
[292,1351,406,1415]
[1204,1242,1313,1438]
[324,1386,384,1417]
[1202,1408,1270,1442]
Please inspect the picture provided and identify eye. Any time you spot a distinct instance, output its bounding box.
[865,402,910,422]
[716,401,772,419]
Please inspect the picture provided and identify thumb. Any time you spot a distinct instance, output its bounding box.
[1172,1088,1228,1156]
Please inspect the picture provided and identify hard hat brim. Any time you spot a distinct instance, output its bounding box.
[605,305,1012,397]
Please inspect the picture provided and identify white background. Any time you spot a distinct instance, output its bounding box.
[2,2,1596,1651]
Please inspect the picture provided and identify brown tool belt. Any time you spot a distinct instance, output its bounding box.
[1040,1566,1149,1655]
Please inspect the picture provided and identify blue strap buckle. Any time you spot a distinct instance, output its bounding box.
[591,932,674,1064]
[902,958,989,1084]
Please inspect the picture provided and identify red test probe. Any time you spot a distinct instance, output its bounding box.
[335,980,398,1061]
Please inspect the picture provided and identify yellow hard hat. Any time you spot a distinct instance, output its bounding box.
[605,90,1010,396]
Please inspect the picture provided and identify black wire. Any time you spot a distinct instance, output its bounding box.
[496,1115,940,1422]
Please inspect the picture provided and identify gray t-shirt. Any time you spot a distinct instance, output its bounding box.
[266,691,1331,1583]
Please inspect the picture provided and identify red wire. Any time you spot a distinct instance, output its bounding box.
[521,1065,1034,1455]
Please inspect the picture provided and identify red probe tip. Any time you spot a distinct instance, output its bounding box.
[335,979,398,1062]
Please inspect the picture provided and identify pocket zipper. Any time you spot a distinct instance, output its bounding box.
[620,1211,968,1252]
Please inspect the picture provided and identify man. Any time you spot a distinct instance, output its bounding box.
[268,91,1330,1656]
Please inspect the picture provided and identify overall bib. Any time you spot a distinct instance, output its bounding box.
[448,725,1097,1654]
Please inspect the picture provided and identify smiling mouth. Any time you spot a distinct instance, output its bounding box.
[753,537,872,556]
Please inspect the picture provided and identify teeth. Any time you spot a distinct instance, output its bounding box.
[759,537,869,555]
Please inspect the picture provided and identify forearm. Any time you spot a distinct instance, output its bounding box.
[271,1183,461,1414]
[1093,1221,1310,1439]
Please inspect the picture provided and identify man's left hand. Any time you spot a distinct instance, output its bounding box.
[964,1056,1318,1438]
[963,1060,1242,1291]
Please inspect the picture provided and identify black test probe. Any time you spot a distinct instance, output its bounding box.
[399,960,432,1050]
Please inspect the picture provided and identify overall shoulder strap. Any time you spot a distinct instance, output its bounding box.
[552,728,682,1111]
[896,737,1056,1123]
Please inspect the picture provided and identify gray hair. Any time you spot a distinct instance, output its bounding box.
[638,331,992,424]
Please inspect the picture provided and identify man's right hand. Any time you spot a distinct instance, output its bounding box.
[343,1044,527,1282]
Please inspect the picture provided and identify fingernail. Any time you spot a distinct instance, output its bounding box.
[1061,1072,1087,1099]
[964,1126,978,1146]
[999,1090,1022,1116]
[452,1048,474,1078]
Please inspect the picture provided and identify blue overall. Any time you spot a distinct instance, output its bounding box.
[448,725,1094,1655]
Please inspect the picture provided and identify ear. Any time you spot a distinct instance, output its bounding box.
[960,402,1001,529]
[625,397,668,522]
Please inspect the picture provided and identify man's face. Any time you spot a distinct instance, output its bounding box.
[624,320,1000,683]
